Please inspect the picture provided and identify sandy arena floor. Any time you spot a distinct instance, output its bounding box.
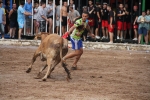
[0,45,150,100]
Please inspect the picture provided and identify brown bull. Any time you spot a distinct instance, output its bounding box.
[26,33,71,81]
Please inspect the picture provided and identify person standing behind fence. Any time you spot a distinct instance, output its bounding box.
[61,1,68,36]
[146,9,150,43]
[137,11,149,44]
[107,5,115,43]
[33,2,39,35]
[56,1,60,34]
[17,1,32,41]
[117,3,126,40]
[0,1,6,39]
[101,2,109,39]
[8,3,17,39]
[132,6,139,40]
[36,1,48,33]
[24,0,32,36]
[68,6,80,29]
[47,0,54,34]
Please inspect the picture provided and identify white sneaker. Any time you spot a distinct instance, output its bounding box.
[133,38,137,40]
[102,36,106,39]
[95,36,100,39]
[117,36,120,39]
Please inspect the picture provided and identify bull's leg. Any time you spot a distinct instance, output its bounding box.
[42,58,52,81]
[47,59,61,78]
[36,64,47,78]
[62,65,71,79]
[26,50,40,73]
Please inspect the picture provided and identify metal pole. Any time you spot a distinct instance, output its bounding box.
[60,0,62,36]
[115,0,118,39]
[78,0,81,14]
[53,0,55,33]
[31,0,33,35]
[67,0,70,31]
[24,0,27,35]
[46,0,48,32]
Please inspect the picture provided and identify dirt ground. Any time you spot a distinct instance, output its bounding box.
[0,45,150,100]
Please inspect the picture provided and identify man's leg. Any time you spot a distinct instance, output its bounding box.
[18,28,23,40]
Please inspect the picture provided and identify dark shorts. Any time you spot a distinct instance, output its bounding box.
[95,20,101,28]
[25,16,32,28]
[138,27,147,36]
[38,21,46,32]
[61,16,67,26]
[48,16,53,20]
[10,21,17,28]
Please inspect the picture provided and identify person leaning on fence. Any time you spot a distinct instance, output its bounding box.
[107,5,115,43]
[17,1,32,41]
[0,1,6,39]
[137,11,149,44]
[62,11,95,70]
[146,9,150,43]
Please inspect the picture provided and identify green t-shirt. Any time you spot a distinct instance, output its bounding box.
[70,18,88,40]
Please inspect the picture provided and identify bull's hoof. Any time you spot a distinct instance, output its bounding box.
[42,78,47,81]
[26,68,31,73]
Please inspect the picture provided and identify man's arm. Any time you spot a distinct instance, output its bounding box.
[8,9,13,18]
[2,14,6,25]
[86,24,94,37]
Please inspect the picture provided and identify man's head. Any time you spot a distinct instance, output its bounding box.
[41,1,46,8]
[82,6,88,12]
[88,0,93,6]
[119,3,124,9]
[142,11,146,16]
[82,11,89,22]
[107,5,111,11]
[0,1,3,7]
[103,2,107,9]
[12,3,16,9]
[147,9,150,15]
[7,0,10,5]
[27,0,31,3]
[133,6,138,11]
[69,6,73,11]
[63,1,68,7]
[20,1,25,6]
[48,0,53,4]
[70,0,74,5]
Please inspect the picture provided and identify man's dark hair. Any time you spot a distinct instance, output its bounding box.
[82,11,89,15]
[41,1,46,5]
[20,1,25,5]
[0,1,3,4]
[69,6,73,9]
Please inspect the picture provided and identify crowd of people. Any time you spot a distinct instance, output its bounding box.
[0,0,150,44]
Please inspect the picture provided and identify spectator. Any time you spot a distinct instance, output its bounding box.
[5,0,10,34]
[101,2,109,39]
[0,1,6,39]
[33,2,39,35]
[17,1,32,40]
[124,4,130,39]
[82,6,88,41]
[95,0,101,39]
[8,3,17,39]
[87,0,96,34]
[24,0,32,35]
[117,3,126,39]
[132,6,139,40]
[107,5,115,43]
[47,0,54,34]
[68,6,80,29]
[146,9,150,43]
[137,11,149,44]
[56,1,60,34]
[36,1,48,33]
[69,0,75,10]
[61,1,68,35]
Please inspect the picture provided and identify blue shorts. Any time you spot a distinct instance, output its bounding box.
[138,27,147,36]
[18,20,24,29]
[70,37,83,50]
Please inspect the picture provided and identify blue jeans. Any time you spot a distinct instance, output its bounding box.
[138,27,147,36]
[0,23,5,35]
